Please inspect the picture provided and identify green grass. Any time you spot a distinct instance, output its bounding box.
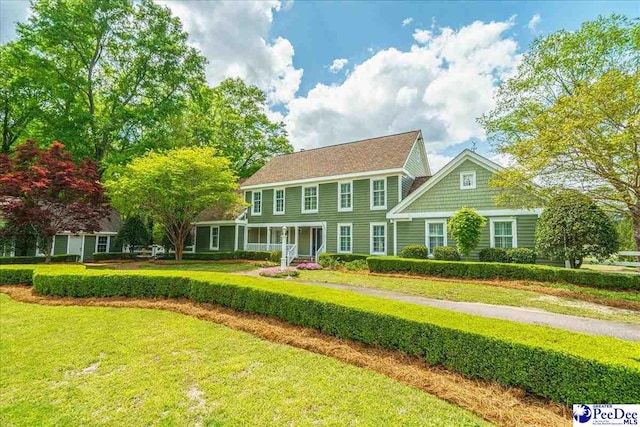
[0,294,490,427]
[103,261,263,273]
[296,270,640,324]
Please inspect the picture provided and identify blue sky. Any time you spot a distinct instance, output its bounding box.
[1,0,637,170]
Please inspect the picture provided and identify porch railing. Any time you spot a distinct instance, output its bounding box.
[286,244,298,266]
[315,243,326,263]
[246,243,296,254]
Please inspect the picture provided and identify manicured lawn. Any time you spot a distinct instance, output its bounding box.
[296,270,640,324]
[100,260,264,273]
[0,294,489,427]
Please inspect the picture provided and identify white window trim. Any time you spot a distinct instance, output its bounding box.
[95,235,111,253]
[489,218,518,248]
[337,180,353,212]
[369,222,387,256]
[273,188,286,215]
[301,185,319,214]
[370,178,387,210]
[425,220,447,254]
[210,226,220,250]
[460,171,476,190]
[337,223,353,254]
[251,190,262,216]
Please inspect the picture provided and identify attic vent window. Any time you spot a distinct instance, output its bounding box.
[460,171,476,190]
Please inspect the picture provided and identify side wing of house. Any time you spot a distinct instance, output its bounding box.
[388,150,542,259]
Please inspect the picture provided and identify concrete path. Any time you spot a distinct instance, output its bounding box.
[270,276,640,341]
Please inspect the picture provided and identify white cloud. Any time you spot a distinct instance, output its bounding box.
[284,19,520,152]
[328,58,349,73]
[412,29,432,44]
[527,13,541,34]
[160,0,302,105]
[402,17,413,27]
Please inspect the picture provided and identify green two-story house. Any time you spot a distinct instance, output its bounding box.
[192,130,542,263]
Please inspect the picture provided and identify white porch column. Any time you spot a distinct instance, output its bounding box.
[393,220,397,256]
[234,224,239,251]
[266,226,271,248]
[295,226,299,245]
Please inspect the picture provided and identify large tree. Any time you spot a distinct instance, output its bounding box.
[8,0,205,166]
[104,147,240,260]
[480,15,640,251]
[0,140,107,261]
[149,78,292,178]
[536,191,618,268]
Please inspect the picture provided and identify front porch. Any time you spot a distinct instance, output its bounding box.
[245,222,327,264]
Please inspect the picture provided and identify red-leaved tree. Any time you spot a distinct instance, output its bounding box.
[0,140,107,261]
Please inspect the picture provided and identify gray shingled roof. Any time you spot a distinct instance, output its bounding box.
[241,130,421,187]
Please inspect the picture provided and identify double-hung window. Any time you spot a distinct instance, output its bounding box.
[491,219,517,248]
[370,223,386,255]
[370,178,386,210]
[273,188,285,215]
[96,235,110,253]
[210,226,220,250]
[337,223,352,253]
[302,185,318,213]
[338,181,352,212]
[251,191,262,215]
[425,221,447,255]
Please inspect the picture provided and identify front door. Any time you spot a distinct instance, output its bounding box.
[68,235,84,262]
[311,227,323,256]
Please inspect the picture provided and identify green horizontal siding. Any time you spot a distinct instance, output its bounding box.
[400,159,501,213]
[53,235,68,255]
[404,141,429,177]
[195,225,236,252]
[245,176,400,254]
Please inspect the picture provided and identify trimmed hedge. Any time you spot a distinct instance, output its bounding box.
[399,245,428,259]
[508,248,537,264]
[92,252,142,261]
[319,253,370,263]
[479,248,510,263]
[157,251,275,261]
[433,246,461,261]
[0,268,34,285]
[0,254,79,265]
[26,268,640,405]
[367,256,640,291]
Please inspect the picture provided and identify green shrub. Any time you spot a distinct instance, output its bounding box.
[92,252,142,261]
[0,254,79,265]
[0,268,34,285]
[318,253,341,269]
[320,253,369,263]
[343,260,368,271]
[508,248,537,264]
[157,251,273,261]
[366,256,640,291]
[399,245,428,259]
[433,246,460,261]
[30,269,640,405]
[479,248,511,263]
[269,250,282,264]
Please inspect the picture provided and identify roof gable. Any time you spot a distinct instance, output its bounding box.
[388,149,503,216]
[241,130,421,188]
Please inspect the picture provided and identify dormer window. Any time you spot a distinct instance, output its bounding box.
[460,171,476,190]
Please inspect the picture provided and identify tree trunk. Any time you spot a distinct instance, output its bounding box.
[174,237,184,261]
[630,204,640,265]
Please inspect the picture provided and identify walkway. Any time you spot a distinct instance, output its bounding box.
[241,271,640,341]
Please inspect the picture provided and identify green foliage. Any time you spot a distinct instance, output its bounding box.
[269,250,282,264]
[29,269,640,404]
[536,191,619,268]
[366,257,640,291]
[507,248,537,264]
[0,254,78,265]
[318,254,341,269]
[432,246,461,261]
[447,208,486,257]
[0,268,33,285]
[318,253,370,269]
[479,248,511,263]
[399,245,429,259]
[115,217,151,252]
[343,260,369,271]
[617,215,638,251]
[105,147,240,260]
[7,0,205,165]
[156,251,274,261]
[480,15,640,249]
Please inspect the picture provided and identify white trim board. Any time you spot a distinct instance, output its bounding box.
[369,222,387,256]
[240,168,407,190]
[388,150,505,215]
[388,208,543,220]
[489,218,518,248]
[337,222,353,254]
